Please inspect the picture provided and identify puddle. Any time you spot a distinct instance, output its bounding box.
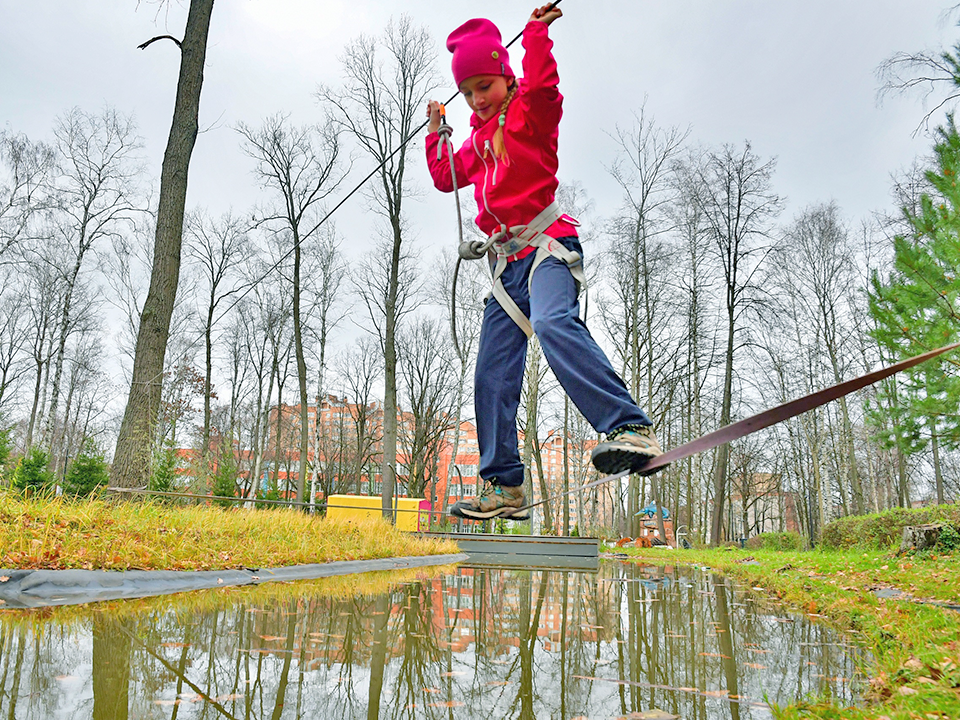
[0,561,866,719]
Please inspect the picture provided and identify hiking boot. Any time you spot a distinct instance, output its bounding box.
[591,424,664,475]
[450,478,528,520]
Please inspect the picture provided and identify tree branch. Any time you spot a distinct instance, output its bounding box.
[137,34,182,50]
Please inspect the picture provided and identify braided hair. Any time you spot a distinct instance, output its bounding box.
[490,81,518,166]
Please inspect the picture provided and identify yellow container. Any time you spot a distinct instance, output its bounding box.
[326,495,431,532]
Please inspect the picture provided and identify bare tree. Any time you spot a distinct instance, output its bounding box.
[184,209,248,468]
[396,316,459,503]
[780,202,864,514]
[0,131,55,259]
[237,113,345,502]
[320,15,439,518]
[695,142,783,544]
[42,107,143,463]
[334,337,383,494]
[113,0,215,489]
[671,150,719,542]
[429,245,486,516]
[522,337,553,533]
[877,7,960,134]
[351,235,420,505]
[602,109,688,537]
[0,275,32,416]
[103,210,157,366]
[22,253,65,451]
[305,226,348,505]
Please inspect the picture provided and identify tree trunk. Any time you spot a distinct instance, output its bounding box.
[931,419,945,505]
[292,238,310,504]
[380,219,401,520]
[44,259,82,464]
[202,300,214,467]
[25,357,44,451]
[111,0,215,488]
[711,317,735,544]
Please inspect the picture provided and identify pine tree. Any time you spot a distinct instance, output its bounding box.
[62,442,110,498]
[151,440,178,494]
[12,447,54,493]
[869,115,960,503]
[211,445,239,508]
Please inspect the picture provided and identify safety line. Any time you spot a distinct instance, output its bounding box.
[507,341,960,516]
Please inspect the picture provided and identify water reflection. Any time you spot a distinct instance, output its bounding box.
[0,562,864,719]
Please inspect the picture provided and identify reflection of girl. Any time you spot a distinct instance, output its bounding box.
[425,5,662,520]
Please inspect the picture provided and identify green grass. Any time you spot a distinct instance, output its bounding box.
[615,544,960,719]
[0,490,459,571]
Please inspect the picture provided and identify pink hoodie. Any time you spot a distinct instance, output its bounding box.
[426,21,578,261]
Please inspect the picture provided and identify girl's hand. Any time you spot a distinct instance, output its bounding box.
[530,4,562,25]
[426,100,442,134]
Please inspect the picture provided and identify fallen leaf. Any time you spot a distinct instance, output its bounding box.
[743,663,768,669]
[699,652,731,659]
[428,701,464,708]
[0,576,9,583]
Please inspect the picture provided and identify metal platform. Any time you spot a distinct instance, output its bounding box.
[420,533,600,571]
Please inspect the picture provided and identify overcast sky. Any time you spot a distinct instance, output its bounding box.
[4,1,958,253]
[3,0,960,411]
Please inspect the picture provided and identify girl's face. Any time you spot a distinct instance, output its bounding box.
[459,74,511,122]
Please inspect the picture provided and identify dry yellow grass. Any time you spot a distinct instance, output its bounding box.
[0,490,459,571]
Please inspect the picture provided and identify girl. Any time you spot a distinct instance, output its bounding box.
[426,5,662,520]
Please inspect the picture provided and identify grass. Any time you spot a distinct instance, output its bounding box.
[614,544,960,719]
[0,489,459,572]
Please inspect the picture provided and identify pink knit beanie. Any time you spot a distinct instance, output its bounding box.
[446,18,514,87]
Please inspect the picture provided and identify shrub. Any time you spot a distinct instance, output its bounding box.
[62,442,109,497]
[820,504,960,550]
[211,451,239,508]
[744,531,805,551]
[11,447,54,492]
[151,442,178,494]
[937,523,960,553]
[256,483,281,509]
[0,427,12,479]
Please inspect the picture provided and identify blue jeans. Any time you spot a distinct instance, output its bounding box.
[474,236,652,487]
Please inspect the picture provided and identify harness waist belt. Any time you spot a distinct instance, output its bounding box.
[487,202,586,338]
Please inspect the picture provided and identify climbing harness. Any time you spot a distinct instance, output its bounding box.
[442,123,586,351]
[486,201,586,338]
